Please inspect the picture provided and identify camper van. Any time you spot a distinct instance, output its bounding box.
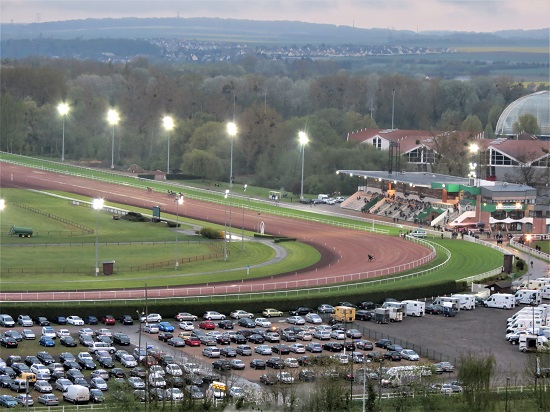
[508,308,547,325]
[450,294,476,310]
[506,318,544,334]
[401,300,425,317]
[540,285,550,300]
[519,279,550,291]
[519,334,548,352]
[515,289,542,305]
[483,293,516,309]
[433,296,461,311]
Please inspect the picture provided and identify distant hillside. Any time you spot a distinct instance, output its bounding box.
[1,17,548,47]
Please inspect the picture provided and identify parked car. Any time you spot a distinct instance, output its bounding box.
[289,307,313,316]
[384,351,402,361]
[119,315,134,325]
[425,304,444,315]
[66,316,84,325]
[38,393,59,406]
[356,340,374,351]
[113,332,131,345]
[52,316,67,325]
[230,310,254,319]
[375,339,392,349]
[212,359,231,371]
[434,362,455,373]
[175,312,198,322]
[262,308,283,318]
[217,320,234,330]
[317,304,335,314]
[199,321,216,330]
[346,329,362,339]
[255,345,273,356]
[255,318,272,327]
[250,359,266,369]
[322,342,343,352]
[143,324,159,334]
[305,313,323,324]
[39,336,55,347]
[260,374,277,385]
[400,349,420,361]
[286,316,305,325]
[17,315,33,327]
[158,322,175,332]
[0,395,18,408]
[306,342,323,353]
[272,344,290,355]
[266,357,285,369]
[21,329,36,340]
[34,316,50,326]
[203,311,225,320]
[83,315,99,325]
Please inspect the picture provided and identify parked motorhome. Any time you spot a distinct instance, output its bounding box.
[433,296,461,311]
[450,294,476,310]
[401,300,425,317]
[483,293,516,309]
[515,289,542,305]
[518,334,548,353]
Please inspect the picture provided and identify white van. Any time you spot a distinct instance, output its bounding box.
[540,285,550,300]
[0,314,15,327]
[450,294,476,310]
[401,300,425,317]
[515,289,542,305]
[409,230,427,238]
[483,293,515,309]
[507,318,544,334]
[433,296,460,311]
[63,385,90,404]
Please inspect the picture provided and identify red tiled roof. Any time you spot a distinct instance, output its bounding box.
[489,139,549,162]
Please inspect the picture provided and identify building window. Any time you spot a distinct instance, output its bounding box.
[373,137,382,150]
[491,150,518,166]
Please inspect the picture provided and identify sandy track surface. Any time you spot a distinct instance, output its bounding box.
[0,163,432,301]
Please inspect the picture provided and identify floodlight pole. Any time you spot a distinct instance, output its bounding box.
[242,184,247,251]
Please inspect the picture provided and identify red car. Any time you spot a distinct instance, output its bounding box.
[199,321,215,330]
[184,337,201,347]
[101,315,116,325]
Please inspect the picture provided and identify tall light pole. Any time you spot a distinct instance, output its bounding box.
[92,198,104,276]
[57,103,70,162]
[163,115,174,174]
[175,194,183,270]
[469,143,481,186]
[241,184,247,251]
[107,109,119,169]
[223,189,229,261]
[227,122,237,243]
[391,88,396,130]
[298,131,309,200]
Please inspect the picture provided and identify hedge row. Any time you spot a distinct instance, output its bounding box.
[0,280,460,321]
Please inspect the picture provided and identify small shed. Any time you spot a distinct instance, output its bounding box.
[485,281,513,295]
[102,261,115,275]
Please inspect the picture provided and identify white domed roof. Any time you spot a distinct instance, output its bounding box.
[496,90,549,137]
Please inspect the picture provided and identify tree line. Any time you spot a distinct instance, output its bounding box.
[0,56,543,196]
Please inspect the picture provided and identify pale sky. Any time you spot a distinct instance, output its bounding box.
[1,0,549,32]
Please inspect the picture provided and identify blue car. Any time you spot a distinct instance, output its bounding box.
[0,394,19,407]
[158,322,175,332]
[39,336,55,347]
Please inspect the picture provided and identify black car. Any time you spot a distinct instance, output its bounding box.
[109,368,126,378]
[52,316,67,325]
[119,315,134,325]
[67,369,85,382]
[0,336,18,348]
[5,356,21,367]
[375,339,392,349]
[63,361,81,371]
[78,358,97,370]
[358,301,376,310]
[425,304,444,315]
[0,366,16,378]
[220,347,237,357]
[60,336,77,347]
[281,331,296,342]
[442,307,457,317]
[299,370,315,382]
[367,352,384,362]
[216,335,231,345]
[266,357,285,369]
[271,344,290,355]
[260,374,277,385]
[355,310,373,321]
[158,332,173,342]
[344,341,355,351]
[83,315,99,325]
[37,351,55,365]
[230,334,247,344]
[113,333,131,345]
[297,356,310,366]
[98,357,115,369]
[218,320,234,330]
[0,376,14,388]
[59,352,76,363]
[90,388,105,403]
[24,356,39,367]
[384,351,402,361]
[165,376,184,388]
[250,359,266,370]
[10,363,28,376]
[34,316,50,326]
[337,301,357,308]
[212,360,232,371]
[248,334,265,344]
[185,374,203,386]
[238,318,256,328]
[322,342,343,352]
[288,307,313,316]
[201,375,221,385]
[130,367,146,378]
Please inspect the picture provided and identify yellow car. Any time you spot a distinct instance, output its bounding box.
[262,308,283,318]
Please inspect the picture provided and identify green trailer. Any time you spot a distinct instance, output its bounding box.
[10,225,33,237]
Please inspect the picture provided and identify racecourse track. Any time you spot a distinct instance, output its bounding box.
[0,163,432,301]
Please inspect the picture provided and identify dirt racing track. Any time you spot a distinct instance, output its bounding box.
[0,163,433,301]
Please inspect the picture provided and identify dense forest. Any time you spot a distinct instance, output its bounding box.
[0,56,543,195]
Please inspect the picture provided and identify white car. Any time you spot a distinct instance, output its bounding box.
[150,365,165,376]
[255,318,272,328]
[139,313,162,323]
[183,363,201,374]
[255,345,272,355]
[400,349,420,361]
[17,315,33,327]
[120,354,137,368]
[127,377,145,389]
[286,316,305,325]
[305,313,323,324]
[330,330,345,340]
[95,328,112,337]
[202,347,221,358]
[165,388,184,401]
[179,321,195,331]
[289,343,306,354]
[203,311,225,320]
[21,329,36,340]
[277,371,294,384]
[229,386,244,398]
[143,324,159,334]
[66,316,84,326]
[230,310,254,319]
[56,329,71,338]
[165,363,183,376]
[78,352,94,362]
[284,358,299,368]
[78,328,94,336]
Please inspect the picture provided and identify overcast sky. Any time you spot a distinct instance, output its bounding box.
[1,0,549,32]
